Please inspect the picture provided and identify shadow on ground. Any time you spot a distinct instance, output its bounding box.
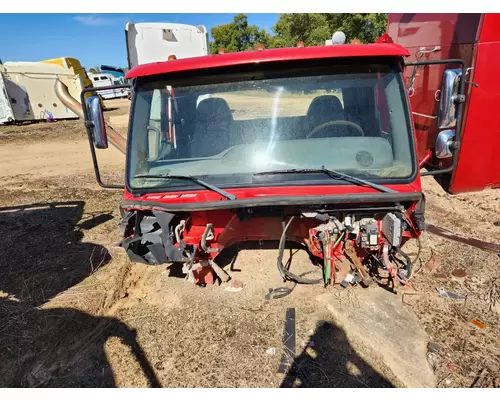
[280,320,394,388]
[0,303,161,387]
[0,201,160,387]
[0,201,115,305]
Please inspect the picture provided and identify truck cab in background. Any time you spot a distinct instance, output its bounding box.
[386,13,500,194]
[100,65,128,85]
[88,72,130,100]
[124,22,212,148]
[125,22,210,70]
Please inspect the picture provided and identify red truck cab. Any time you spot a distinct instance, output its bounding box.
[82,43,424,288]
[387,13,500,193]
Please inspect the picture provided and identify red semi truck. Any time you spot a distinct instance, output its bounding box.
[386,13,500,194]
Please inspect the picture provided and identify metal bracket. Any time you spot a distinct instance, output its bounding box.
[201,223,218,253]
[416,46,441,57]
[412,112,437,120]
[465,67,479,88]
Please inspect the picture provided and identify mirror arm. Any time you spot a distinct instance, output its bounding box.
[80,85,130,189]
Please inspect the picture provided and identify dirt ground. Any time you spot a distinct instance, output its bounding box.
[0,97,498,388]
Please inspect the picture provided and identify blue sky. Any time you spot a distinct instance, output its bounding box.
[0,13,280,68]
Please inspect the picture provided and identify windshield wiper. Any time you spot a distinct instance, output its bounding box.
[134,174,237,200]
[253,168,397,194]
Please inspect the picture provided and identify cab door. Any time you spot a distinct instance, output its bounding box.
[449,15,500,193]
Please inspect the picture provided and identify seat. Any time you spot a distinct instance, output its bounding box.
[191,98,233,158]
[303,95,362,138]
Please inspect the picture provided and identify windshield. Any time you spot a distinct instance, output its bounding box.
[127,60,415,193]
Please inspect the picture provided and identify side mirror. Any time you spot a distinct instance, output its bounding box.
[86,95,108,149]
[437,69,462,129]
[435,129,456,159]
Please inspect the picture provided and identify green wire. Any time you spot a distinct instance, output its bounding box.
[334,231,345,247]
[325,231,345,285]
[325,252,330,285]
[324,233,330,284]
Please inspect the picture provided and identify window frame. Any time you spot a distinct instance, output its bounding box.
[125,56,418,195]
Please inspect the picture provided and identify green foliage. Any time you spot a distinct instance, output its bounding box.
[320,13,389,44]
[210,14,270,54]
[270,14,332,48]
[208,14,389,52]
[88,68,99,74]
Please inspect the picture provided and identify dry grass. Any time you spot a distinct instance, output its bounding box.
[0,98,499,388]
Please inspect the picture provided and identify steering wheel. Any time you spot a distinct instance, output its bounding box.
[306,120,365,139]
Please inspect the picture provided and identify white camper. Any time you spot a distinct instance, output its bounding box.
[0,62,84,124]
[88,72,130,100]
[125,22,210,69]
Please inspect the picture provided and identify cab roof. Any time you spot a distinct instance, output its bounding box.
[126,43,410,79]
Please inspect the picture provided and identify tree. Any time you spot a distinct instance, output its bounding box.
[209,14,270,54]
[208,14,389,53]
[88,67,99,74]
[320,13,388,44]
[269,13,388,48]
[270,14,331,48]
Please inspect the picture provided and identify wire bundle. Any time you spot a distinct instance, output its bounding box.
[321,230,344,285]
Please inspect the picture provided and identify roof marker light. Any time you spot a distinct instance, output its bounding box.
[376,33,394,44]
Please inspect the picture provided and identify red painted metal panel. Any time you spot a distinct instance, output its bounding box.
[478,14,500,42]
[387,14,479,166]
[126,44,410,79]
[388,14,481,47]
[387,13,500,193]
[402,42,474,165]
[123,182,421,206]
[449,40,500,193]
